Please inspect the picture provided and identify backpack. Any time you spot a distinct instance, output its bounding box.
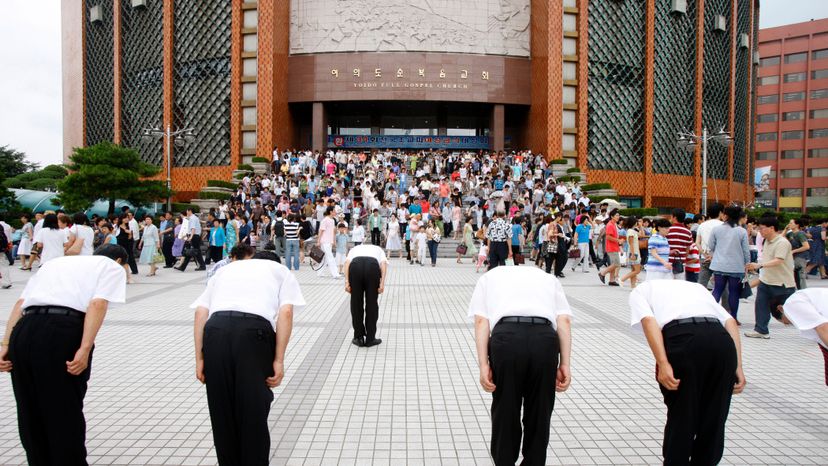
[0,228,7,251]
[273,219,285,238]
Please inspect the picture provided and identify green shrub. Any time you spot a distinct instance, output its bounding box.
[251,157,270,163]
[206,179,238,189]
[237,163,254,171]
[557,175,576,183]
[566,167,581,173]
[620,208,658,217]
[581,183,612,191]
[197,191,232,201]
[549,159,569,165]
[171,203,200,214]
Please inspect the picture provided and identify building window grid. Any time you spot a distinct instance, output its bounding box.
[812,49,828,60]
[783,111,805,121]
[809,168,828,178]
[757,132,777,141]
[809,148,828,158]
[784,72,806,83]
[757,113,778,123]
[781,188,803,197]
[784,91,806,102]
[810,109,828,119]
[781,130,803,140]
[809,128,828,139]
[811,89,828,100]
[759,75,779,85]
[758,94,778,104]
[781,169,803,178]
[755,151,776,160]
[785,52,807,64]
[760,56,780,66]
[812,69,828,80]
[781,150,803,159]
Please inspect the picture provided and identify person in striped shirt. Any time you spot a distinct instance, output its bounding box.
[647,218,673,281]
[667,208,693,280]
[283,214,301,271]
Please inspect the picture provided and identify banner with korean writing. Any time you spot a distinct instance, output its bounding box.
[328,135,490,149]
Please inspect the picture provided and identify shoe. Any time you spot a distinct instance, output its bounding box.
[1,284,11,289]
[583,270,590,273]
[175,267,185,272]
[736,320,742,326]
[195,267,207,271]
[432,263,436,267]
[163,266,173,269]
[351,337,365,347]
[364,338,383,347]
[571,266,575,272]
[556,274,565,278]
[608,281,620,287]
[598,273,606,284]
[744,331,770,339]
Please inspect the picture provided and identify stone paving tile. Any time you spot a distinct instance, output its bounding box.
[0,260,826,465]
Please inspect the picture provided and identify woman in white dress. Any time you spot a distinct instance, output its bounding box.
[66,213,95,256]
[33,213,67,265]
[17,214,33,270]
[138,215,161,276]
[385,213,403,259]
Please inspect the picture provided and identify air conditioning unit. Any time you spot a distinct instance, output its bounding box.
[714,15,727,33]
[89,5,102,24]
[131,0,147,8]
[739,33,750,49]
[753,51,760,65]
[670,0,687,15]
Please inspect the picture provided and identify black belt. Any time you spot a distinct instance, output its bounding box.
[663,316,720,331]
[499,316,551,326]
[23,305,85,319]
[212,311,269,323]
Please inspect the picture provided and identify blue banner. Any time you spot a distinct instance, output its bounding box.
[328,135,490,149]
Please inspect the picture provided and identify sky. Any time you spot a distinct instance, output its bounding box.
[0,0,827,169]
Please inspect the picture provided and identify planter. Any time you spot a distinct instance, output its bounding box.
[190,198,220,211]
[200,186,234,195]
[250,162,269,175]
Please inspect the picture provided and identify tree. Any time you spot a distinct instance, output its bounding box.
[56,142,171,216]
[3,164,68,191]
[0,145,39,178]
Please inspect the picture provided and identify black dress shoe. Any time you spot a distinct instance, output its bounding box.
[195,267,207,271]
[556,274,565,278]
[608,281,620,286]
[364,338,383,347]
[163,265,173,269]
[351,337,365,347]
[175,267,185,272]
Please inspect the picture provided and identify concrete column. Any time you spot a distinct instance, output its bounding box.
[491,104,505,152]
[312,102,326,152]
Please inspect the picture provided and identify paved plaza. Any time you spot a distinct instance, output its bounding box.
[0,260,826,465]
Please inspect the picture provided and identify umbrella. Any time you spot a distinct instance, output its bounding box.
[599,198,621,206]
[489,190,504,199]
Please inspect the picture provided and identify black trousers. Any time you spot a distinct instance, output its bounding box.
[488,241,509,270]
[180,235,206,270]
[555,240,568,276]
[349,257,380,341]
[126,239,138,274]
[208,245,224,264]
[371,228,381,245]
[162,238,175,267]
[9,313,92,466]
[203,312,275,466]
[510,244,521,265]
[488,322,559,466]
[660,321,736,465]
[544,250,557,274]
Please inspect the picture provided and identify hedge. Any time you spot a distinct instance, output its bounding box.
[556,175,577,183]
[237,163,254,171]
[620,208,658,217]
[206,179,239,189]
[197,191,232,201]
[171,203,200,214]
[549,159,569,165]
[566,167,581,173]
[251,157,270,163]
[581,183,612,191]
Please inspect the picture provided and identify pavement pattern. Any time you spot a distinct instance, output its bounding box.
[0,259,826,465]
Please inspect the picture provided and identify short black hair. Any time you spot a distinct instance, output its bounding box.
[253,251,281,263]
[94,244,129,264]
[609,208,620,217]
[653,218,671,230]
[42,213,59,230]
[73,213,89,226]
[707,203,724,219]
[671,208,686,222]
[758,214,780,231]
[229,243,255,260]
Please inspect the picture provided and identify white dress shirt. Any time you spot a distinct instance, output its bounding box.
[696,218,723,254]
[69,224,95,256]
[190,259,306,330]
[20,256,127,311]
[629,280,732,332]
[346,244,388,265]
[467,266,573,331]
[783,289,828,348]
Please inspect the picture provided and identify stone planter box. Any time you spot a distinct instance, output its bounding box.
[201,186,234,195]
[191,198,220,211]
[584,188,619,198]
[250,162,269,175]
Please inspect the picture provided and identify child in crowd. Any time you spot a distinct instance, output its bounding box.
[415,225,427,266]
[352,219,366,245]
[685,230,701,283]
[335,222,350,274]
[476,243,489,273]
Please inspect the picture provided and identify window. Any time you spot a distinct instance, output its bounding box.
[756,151,776,160]
[810,109,828,119]
[809,168,828,177]
[784,91,806,102]
[758,94,778,104]
[812,69,828,80]
[760,56,781,66]
[781,150,803,159]
[808,187,828,197]
[785,52,807,64]
[812,89,828,100]
[759,75,780,85]
[807,188,828,207]
[784,72,807,83]
[810,128,828,139]
[781,188,802,197]
[757,132,777,141]
[813,48,828,60]
[783,111,805,121]
[781,130,803,140]
[757,114,778,123]
[781,169,803,178]
[809,148,828,158]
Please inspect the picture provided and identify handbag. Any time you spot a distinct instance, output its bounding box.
[568,248,580,259]
[309,245,325,263]
[546,240,557,254]
[152,251,165,264]
[740,279,753,299]
[456,244,468,255]
[514,253,525,265]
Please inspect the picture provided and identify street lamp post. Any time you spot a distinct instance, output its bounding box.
[676,126,733,217]
[141,126,196,212]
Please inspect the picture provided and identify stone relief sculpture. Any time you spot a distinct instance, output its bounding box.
[290,0,530,57]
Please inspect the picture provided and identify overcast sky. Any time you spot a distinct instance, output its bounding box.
[1,0,827,168]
